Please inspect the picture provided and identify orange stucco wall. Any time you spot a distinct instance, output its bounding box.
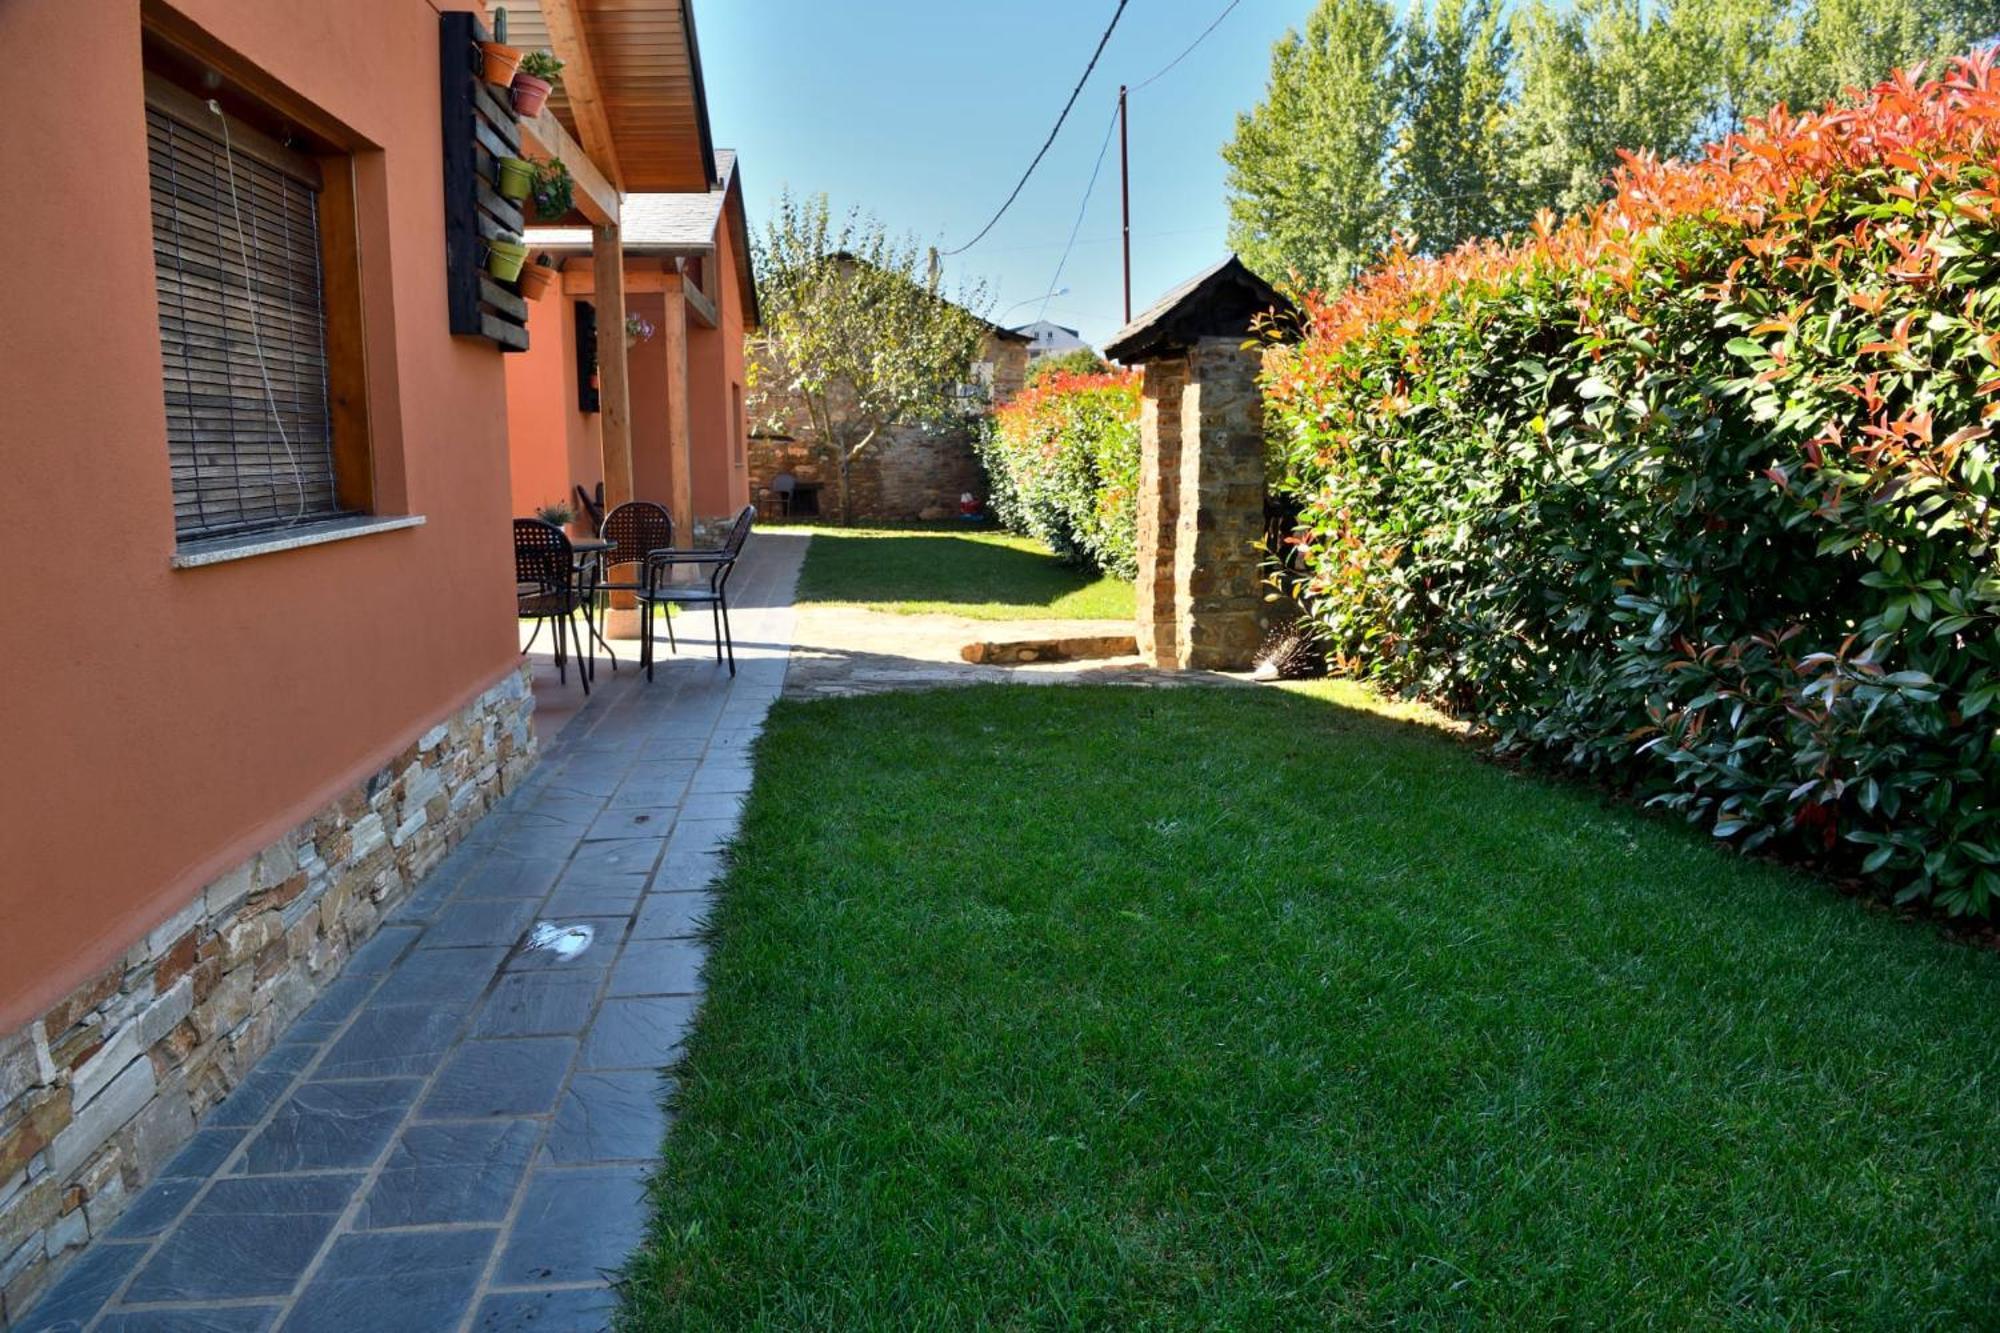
[505,290,599,516]
[0,0,520,1030]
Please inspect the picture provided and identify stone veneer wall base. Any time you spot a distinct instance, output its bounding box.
[0,666,537,1324]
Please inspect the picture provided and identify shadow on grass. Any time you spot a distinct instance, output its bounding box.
[795,528,1120,616]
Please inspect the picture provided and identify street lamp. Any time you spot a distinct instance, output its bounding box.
[996,287,1070,324]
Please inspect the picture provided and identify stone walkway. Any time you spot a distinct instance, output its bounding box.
[11,533,806,1333]
[785,603,1228,700]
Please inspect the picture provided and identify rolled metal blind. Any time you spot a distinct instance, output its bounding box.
[147,103,341,541]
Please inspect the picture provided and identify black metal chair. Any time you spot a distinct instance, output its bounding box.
[638,504,755,679]
[515,518,591,693]
[597,500,678,659]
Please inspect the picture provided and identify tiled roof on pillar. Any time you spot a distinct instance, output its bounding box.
[1103,256,1294,364]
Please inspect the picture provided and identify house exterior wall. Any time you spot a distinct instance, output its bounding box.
[747,330,1028,522]
[0,0,536,1313]
[505,288,596,520]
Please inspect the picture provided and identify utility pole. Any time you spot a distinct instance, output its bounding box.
[1119,84,1132,325]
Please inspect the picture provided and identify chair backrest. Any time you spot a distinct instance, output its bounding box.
[601,501,674,575]
[718,503,756,558]
[514,517,573,591]
[771,472,796,495]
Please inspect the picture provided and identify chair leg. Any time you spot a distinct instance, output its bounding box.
[551,614,566,684]
[711,602,722,663]
[521,618,543,656]
[570,610,590,695]
[664,603,678,654]
[720,594,735,677]
[642,601,655,683]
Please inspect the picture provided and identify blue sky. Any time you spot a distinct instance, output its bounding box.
[696,0,1318,349]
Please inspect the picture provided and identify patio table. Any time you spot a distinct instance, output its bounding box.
[571,537,618,680]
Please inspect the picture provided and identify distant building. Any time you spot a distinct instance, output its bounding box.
[1013,319,1091,360]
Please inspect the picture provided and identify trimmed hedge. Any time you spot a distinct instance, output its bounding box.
[1266,53,2000,913]
[981,369,1143,580]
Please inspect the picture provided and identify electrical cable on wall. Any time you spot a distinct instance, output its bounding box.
[943,0,1130,257]
[209,98,307,525]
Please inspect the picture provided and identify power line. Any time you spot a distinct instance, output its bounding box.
[1038,100,1123,323]
[1131,0,1245,92]
[942,0,1130,256]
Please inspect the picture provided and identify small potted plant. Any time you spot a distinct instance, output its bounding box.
[495,156,534,203]
[482,7,523,86]
[530,157,574,220]
[517,254,558,301]
[511,50,563,118]
[486,230,529,282]
[534,499,576,529]
[625,312,656,346]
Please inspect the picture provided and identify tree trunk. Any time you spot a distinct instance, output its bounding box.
[837,455,854,526]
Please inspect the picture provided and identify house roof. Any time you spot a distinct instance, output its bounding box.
[1103,255,1292,363]
[524,150,759,328]
[499,0,716,193]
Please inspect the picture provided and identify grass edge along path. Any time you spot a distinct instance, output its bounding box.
[623,681,2000,1328]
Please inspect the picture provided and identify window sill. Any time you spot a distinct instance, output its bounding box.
[171,515,426,569]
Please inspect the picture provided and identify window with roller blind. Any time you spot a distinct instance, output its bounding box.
[144,72,349,543]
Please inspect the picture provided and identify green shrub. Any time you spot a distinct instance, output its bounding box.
[982,370,1142,580]
[1266,54,2000,913]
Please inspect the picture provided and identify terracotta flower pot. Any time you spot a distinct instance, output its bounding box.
[495,157,534,202]
[481,42,523,87]
[511,72,553,118]
[486,238,529,283]
[517,263,557,301]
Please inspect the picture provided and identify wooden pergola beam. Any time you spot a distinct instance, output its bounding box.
[518,107,619,225]
[537,0,625,192]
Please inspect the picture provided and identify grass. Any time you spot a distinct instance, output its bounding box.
[625,682,2000,1328]
[791,523,1134,620]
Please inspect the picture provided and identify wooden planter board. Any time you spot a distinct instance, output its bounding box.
[441,12,530,351]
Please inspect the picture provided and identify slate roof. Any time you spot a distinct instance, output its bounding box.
[1103,255,1292,363]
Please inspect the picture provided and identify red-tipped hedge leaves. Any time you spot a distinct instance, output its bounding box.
[1266,51,2000,913]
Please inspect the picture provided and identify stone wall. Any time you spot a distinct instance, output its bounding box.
[0,668,537,1324]
[747,331,1028,523]
[1173,338,1270,669]
[1136,355,1189,668]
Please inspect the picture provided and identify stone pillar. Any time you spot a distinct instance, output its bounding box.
[1173,337,1268,670]
[1134,355,1188,668]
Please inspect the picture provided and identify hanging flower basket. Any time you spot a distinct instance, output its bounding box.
[495,157,534,203]
[625,313,656,347]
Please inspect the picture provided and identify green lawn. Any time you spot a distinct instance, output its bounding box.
[792,523,1134,620]
[625,683,2000,1328]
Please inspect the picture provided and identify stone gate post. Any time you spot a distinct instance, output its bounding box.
[1107,257,1293,672]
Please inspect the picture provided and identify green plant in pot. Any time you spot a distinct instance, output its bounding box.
[481,7,522,86]
[534,499,576,529]
[486,230,529,282]
[512,50,563,118]
[517,253,559,301]
[531,157,574,220]
[495,156,534,203]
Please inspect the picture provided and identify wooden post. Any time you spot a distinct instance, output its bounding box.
[661,268,693,543]
[593,222,633,510]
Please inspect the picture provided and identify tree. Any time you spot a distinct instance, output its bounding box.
[1393,0,1517,253]
[1225,0,2000,288]
[748,193,994,525]
[1222,0,1400,292]
[1025,347,1110,387]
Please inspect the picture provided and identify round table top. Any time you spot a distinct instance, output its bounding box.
[570,536,615,553]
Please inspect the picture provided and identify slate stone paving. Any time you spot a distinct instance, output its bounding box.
[13,534,803,1333]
